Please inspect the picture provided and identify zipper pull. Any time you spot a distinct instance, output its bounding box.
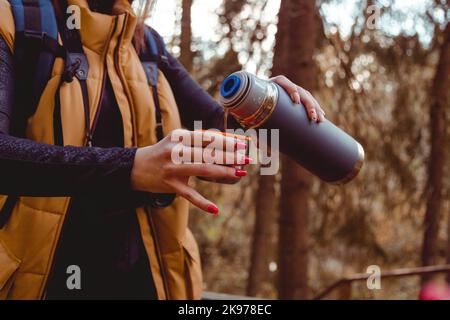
[86,133,93,147]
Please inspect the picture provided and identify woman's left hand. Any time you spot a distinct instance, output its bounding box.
[270,75,326,123]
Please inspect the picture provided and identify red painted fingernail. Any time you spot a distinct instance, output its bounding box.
[244,156,253,165]
[235,169,247,177]
[236,142,247,150]
[207,204,219,215]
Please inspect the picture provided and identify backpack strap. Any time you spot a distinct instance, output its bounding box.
[8,0,65,136]
[55,0,91,146]
[138,28,176,208]
[1,0,63,230]
[139,26,169,142]
[8,0,90,146]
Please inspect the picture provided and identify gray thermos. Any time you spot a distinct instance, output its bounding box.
[219,71,364,184]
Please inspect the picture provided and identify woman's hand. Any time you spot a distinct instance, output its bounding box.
[270,75,325,123]
[131,129,250,215]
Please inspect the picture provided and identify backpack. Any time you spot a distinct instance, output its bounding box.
[0,0,172,228]
[8,0,167,143]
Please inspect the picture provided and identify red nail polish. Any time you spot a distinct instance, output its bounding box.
[207,204,219,215]
[235,169,247,177]
[244,156,253,165]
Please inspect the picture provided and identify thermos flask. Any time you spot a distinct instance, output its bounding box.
[219,71,364,184]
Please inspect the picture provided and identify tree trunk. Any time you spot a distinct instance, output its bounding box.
[180,0,194,72]
[275,0,317,300]
[421,22,450,281]
[247,174,277,297]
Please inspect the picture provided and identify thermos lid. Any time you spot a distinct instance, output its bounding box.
[220,75,241,99]
[220,71,279,127]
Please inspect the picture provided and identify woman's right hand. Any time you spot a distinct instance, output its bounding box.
[130,129,250,215]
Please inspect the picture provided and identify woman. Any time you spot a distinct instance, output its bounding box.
[0,0,325,299]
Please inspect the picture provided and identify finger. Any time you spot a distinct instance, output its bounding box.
[180,146,252,165]
[317,105,326,122]
[197,176,242,185]
[318,110,325,122]
[270,76,300,104]
[297,87,318,121]
[172,130,247,151]
[307,93,326,123]
[175,163,247,179]
[301,89,326,123]
[170,180,219,215]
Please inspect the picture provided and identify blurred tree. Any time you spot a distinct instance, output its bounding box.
[180,0,194,72]
[173,0,450,298]
[247,173,277,297]
[422,20,450,278]
[275,0,318,300]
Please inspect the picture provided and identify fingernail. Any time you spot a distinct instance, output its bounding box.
[207,204,219,215]
[235,169,247,177]
[291,92,301,104]
[319,114,325,122]
[236,142,247,150]
[244,156,253,165]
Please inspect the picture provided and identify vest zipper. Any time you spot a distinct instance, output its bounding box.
[146,207,171,299]
[88,69,107,146]
[113,14,170,298]
[41,18,120,298]
[87,19,119,147]
[114,13,137,145]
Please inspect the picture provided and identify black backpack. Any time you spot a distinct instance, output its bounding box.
[8,0,168,143]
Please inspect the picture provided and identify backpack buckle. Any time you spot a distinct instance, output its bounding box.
[21,30,65,58]
[21,30,47,50]
[63,53,89,82]
[142,61,158,86]
[23,29,46,41]
[159,55,169,65]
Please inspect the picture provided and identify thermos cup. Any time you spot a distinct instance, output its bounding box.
[219,71,364,184]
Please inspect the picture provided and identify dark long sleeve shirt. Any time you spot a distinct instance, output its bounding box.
[0,35,236,197]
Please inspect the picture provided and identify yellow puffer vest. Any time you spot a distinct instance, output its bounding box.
[0,0,202,300]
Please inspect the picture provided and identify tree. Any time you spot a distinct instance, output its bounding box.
[180,0,194,72]
[421,21,450,276]
[247,173,277,297]
[275,0,318,299]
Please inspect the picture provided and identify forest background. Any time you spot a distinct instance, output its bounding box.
[145,0,450,299]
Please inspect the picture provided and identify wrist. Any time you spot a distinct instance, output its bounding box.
[131,147,145,191]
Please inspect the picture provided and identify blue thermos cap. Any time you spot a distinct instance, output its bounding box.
[220,75,241,99]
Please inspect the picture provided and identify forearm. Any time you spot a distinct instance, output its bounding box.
[0,133,137,196]
[0,35,13,135]
[0,34,138,198]
[160,48,241,131]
